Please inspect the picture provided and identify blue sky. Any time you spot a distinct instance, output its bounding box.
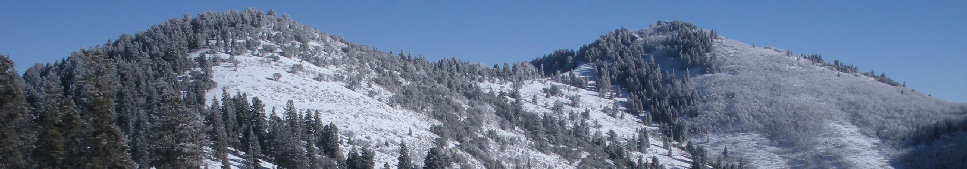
[1,0,965,103]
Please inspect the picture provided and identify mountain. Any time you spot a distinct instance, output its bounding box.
[1,8,964,169]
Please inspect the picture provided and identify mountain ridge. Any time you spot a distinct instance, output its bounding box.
[1,8,963,169]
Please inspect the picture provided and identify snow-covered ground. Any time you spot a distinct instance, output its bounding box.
[690,38,963,168]
[197,36,694,168]
[201,47,439,168]
[189,22,963,168]
[479,78,692,169]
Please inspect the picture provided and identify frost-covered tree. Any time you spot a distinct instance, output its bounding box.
[0,54,33,168]
[321,123,341,159]
[150,87,207,168]
[72,51,136,169]
[206,98,231,169]
[422,147,450,169]
[398,142,412,169]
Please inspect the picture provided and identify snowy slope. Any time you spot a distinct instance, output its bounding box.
[479,79,692,168]
[200,48,440,168]
[689,38,964,168]
[191,35,690,168]
[184,17,964,169]
[195,36,694,168]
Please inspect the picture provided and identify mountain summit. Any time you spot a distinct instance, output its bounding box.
[1,9,963,169]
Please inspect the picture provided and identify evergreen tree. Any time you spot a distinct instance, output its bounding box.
[422,147,450,169]
[130,95,152,168]
[346,148,360,169]
[321,123,341,159]
[206,97,231,169]
[234,93,251,139]
[283,100,304,140]
[32,82,70,168]
[264,109,284,164]
[347,147,375,169]
[274,101,308,168]
[249,97,269,153]
[637,128,650,152]
[151,87,207,168]
[244,125,262,169]
[221,90,240,148]
[74,52,135,169]
[60,87,86,168]
[397,142,412,169]
[0,54,33,168]
[360,148,375,169]
[274,125,307,168]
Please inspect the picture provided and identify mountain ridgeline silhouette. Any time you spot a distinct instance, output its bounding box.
[0,8,963,169]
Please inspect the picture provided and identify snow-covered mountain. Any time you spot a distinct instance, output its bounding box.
[7,9,964,169]
[688,39,964,169]
[196,29,695,169]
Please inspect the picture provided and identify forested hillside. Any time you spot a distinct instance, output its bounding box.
[0,8,963,169]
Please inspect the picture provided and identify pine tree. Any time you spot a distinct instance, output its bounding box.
[637,128,650,152]
[321,123,341,159]
[151,87,207,168]
[221,89,240,148]
[0,54,33,168]
[283,100,304,140]
[346,148,360,169]
[234,93,251,137]
[305,134,321,169]
[249,97,269,153]
[60,87,86,168]
[74,52,135,169]
[274,101,308,168]
[274,126,307,168]
[422,147,450,169]
[129,95,152,168]
[32,83,69,168]
[245,125,262,169]
[264,109,283,164]
[397,142,412,169]
[360,148,375,169]
[207,97,231,169]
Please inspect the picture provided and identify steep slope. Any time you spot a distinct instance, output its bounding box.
[530,21,965,169]
[11,9,963,169]
[197,30,695,169]
[201,50,440,168]
[688,38,965,168]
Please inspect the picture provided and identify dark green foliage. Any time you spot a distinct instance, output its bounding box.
[422,147,450,169]
[346,148,375,169]
[272,100,309,168]
[531,49,578,76]
[321,123,341,160]
[72,51,136,169]
[245,125,262,169]
[530,21,713,144]
[398,142,412,169]
[221,90,240,148]
[206,98,231,169]
[0,54,33,168]
[636,128,650,152]
[150,87,207,168]
[4,9,779,168]
[32,83,69,168]
[21,68,80,168]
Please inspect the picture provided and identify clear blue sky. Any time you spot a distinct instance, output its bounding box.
[2,0,965,103]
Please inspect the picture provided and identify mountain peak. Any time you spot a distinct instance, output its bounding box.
[5,9,964,169]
